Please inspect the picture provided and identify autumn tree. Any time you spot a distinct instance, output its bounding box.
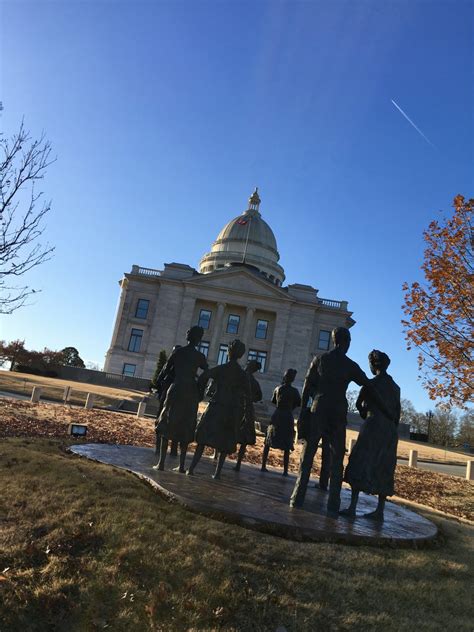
[0,121,55,313]
[402,195,473,408]
[0,340,84,371]
[0,339,29,369]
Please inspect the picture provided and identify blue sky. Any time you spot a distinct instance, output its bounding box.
[1,0,472,410]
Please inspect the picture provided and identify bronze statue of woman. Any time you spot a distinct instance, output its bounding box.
[154,327,208,473]
[340,350,401,521]
[187,339,252,479]
[234,360,263,471]
[261,369,301,476]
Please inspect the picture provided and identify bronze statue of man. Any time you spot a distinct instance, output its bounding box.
[290,327,370,516]
[154,326,208,473]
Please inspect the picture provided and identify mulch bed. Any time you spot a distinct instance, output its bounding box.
[1,398,472,521]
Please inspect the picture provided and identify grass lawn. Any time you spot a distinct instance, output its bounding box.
[0,370,146,408]
[0,438,473,632]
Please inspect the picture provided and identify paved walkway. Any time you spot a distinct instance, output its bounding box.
[71,443,438,547]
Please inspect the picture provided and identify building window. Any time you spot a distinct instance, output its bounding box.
[122,363,136,377]
[128,328,143,352]
[255,319,269,340]
[217,343,228,365]
[135,298,150,319]
[198,341,209,358]
[198,309,212,330]
[226,314,240,334]
[318,329,331,350]
[248,349,267,372]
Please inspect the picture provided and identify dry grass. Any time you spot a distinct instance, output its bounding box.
[0,437,472,632]
[0,370,146,408]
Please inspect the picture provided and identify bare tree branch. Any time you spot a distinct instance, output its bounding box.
[0,120,56,313]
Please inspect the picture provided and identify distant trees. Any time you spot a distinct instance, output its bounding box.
[402,195,473,408]
[346,389,359,413]
[397,396,472,448]
[346,386,472,449]
[0,340,85,372]
[0,121,55,313]
[400,398,417,426]
[0,339,30,369]
[86,361,101,371]
[428,409,458,447]
[60,346,85,368]
[457,411,474,447]
[150,350,168,391]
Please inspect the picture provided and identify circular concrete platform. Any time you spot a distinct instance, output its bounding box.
[70,443,438,547]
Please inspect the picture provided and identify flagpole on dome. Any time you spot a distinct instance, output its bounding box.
[242,187,259,264]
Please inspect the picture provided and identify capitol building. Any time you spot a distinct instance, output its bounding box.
[104,189,354,399]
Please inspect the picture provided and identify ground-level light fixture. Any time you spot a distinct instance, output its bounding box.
[68,423,88,438]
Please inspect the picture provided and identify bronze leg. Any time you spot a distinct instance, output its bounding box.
[213,452,227,479]
[261,444,270,472]
[187,444,205,475]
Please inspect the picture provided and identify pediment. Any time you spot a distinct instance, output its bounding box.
[185,268,292,301]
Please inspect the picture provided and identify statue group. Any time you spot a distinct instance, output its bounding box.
[153,325,400,521]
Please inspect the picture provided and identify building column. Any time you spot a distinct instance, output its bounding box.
[175,294,197,344]
[208,302,226,363]
[242,307,256,350]
[104,279,129,371]
[268,308,291,374]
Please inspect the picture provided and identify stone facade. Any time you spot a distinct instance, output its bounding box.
[104,191,354,400]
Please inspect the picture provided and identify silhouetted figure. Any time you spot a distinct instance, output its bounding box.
[234,360,262,471]
[187,340,251,479]
[290,328,370,516]
[298,391,331,491]
[153,345,181,457]
[261,369,301,476]
[154,327,208,473]
[341,350,400,522]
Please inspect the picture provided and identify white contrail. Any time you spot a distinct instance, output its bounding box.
[391,99,436,149]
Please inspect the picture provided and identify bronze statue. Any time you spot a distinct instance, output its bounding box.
[341,350,400,521]
[154,327,208,473]
[298,391,331,490]
[187,339,252,479]
[234,360,263,472]
[153,345,181,457]
[290,327,370,516]
[261,369,301,476]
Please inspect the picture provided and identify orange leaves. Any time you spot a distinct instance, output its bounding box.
[402,195,474,408]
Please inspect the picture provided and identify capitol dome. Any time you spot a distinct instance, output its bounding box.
[199,189,286,286]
